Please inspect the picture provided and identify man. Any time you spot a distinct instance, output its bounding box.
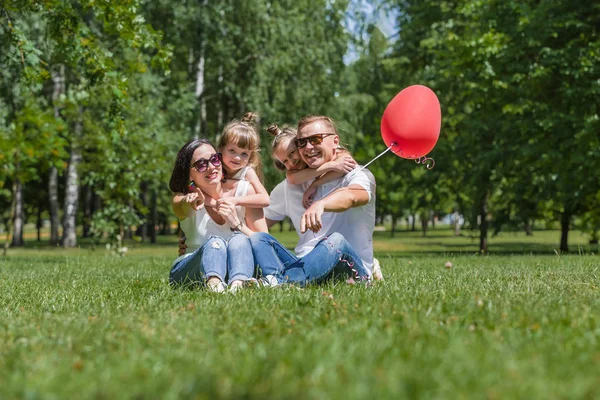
[252,115,380,285]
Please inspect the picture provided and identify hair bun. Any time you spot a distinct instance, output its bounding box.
[266,124,283,137]
[241,112,259,125]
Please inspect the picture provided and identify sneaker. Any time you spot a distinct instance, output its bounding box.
[372,258,384,281]
[207,280,227,293]
[258,274,280,287]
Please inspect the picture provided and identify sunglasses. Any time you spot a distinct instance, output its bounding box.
[294,133,336,149]
[190,153,222,172]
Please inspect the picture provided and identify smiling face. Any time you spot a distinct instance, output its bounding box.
[189,144,223,188]
[273,136,306,172]
[296,121,339,168]
[221,142,251,174]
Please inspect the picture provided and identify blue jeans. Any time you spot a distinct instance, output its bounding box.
[249,232,369,286]
[170,234,254,287]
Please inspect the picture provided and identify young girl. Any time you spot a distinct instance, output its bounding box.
[266,124,357,208]
[215,112,270,209]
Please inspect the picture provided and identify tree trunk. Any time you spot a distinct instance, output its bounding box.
[62,109,83,248]
[479,191,489,254]
[560,211,571,253]
[279,220,284,233]
[453,210,461,236]
[36,198,43,242]
[525,219,533,236]
[420,212,428,237]
[194,45,206,138]
[150,188,157,244]
[82,184,92,238]
[137,182,148,242]
[49,167,60,244]
[391,215,398,237]
[411,214,416,232]
[49,64,65,245]
[217,64,224,130]
[11,178,24,247]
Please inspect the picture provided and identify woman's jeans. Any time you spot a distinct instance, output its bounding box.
[170,234,254,287]
[249,232,369,286]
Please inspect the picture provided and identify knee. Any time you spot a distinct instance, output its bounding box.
[327,232,346,246]
[205,236,227,252]
[228,233,251,251]
[249,232,271,246]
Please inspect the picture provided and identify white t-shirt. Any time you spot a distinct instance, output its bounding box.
[173,180,249,265]
[264,167,376,276]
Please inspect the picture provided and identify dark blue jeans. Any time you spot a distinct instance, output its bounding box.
[249,232,369,286]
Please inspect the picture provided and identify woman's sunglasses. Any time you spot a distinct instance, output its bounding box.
[190,153,222,172]
[294,133,335,149]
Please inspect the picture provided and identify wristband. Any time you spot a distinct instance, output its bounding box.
[230,222,243,232]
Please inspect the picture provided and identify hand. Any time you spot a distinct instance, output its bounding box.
[178,236,187,256]
[217,196,238,208]
[330,155,356,174]
[216,200,241,229]
[302,185,317,209]
[182,187,205,211]
[300,200,325,234]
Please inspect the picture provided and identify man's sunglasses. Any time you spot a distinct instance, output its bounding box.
[294,133,336,149]
[190,153,222,172]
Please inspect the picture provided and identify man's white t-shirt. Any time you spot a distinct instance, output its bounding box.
[264,167,376,276]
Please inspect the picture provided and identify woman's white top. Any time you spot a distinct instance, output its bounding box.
[172,180,249,265]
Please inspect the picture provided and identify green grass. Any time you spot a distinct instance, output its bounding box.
[1,230,599,399]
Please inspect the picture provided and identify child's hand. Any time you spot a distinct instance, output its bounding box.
[217,197,238,208]
[183,187,205,210]
[303,186,317,209]
[330,156,356,174]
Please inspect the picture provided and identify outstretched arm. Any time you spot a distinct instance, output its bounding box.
[171,187,205,219]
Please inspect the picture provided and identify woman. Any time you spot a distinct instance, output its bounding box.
[249,122,378,286]
[169,138,267,292]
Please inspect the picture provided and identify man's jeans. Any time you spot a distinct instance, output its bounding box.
[170,233,254,286]
[250,232,369,286]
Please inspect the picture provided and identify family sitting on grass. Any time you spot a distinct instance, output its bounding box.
[169,113,383,292]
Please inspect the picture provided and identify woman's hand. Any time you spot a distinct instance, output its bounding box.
[182,187,205,211]
[329,155,356,174]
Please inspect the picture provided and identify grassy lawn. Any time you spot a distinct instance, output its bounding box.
[1,229,599,399]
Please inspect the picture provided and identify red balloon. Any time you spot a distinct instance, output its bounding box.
[380,85,441,159]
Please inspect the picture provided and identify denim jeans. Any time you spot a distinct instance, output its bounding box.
[170,233,254,287]
[249,232,369,286]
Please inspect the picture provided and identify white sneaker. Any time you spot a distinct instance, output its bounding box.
[207,280,227,293]
[258,275,280,287]
[372,258,384,281]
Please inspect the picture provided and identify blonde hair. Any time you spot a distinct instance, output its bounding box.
[218,112,263,181]
[267,124,297,171]
[297,115,339,135]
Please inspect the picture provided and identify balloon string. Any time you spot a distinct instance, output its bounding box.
[360,143,396,170]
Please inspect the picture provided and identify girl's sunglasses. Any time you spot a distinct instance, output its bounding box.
[294,133,335,149]
[190,153,222,172]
